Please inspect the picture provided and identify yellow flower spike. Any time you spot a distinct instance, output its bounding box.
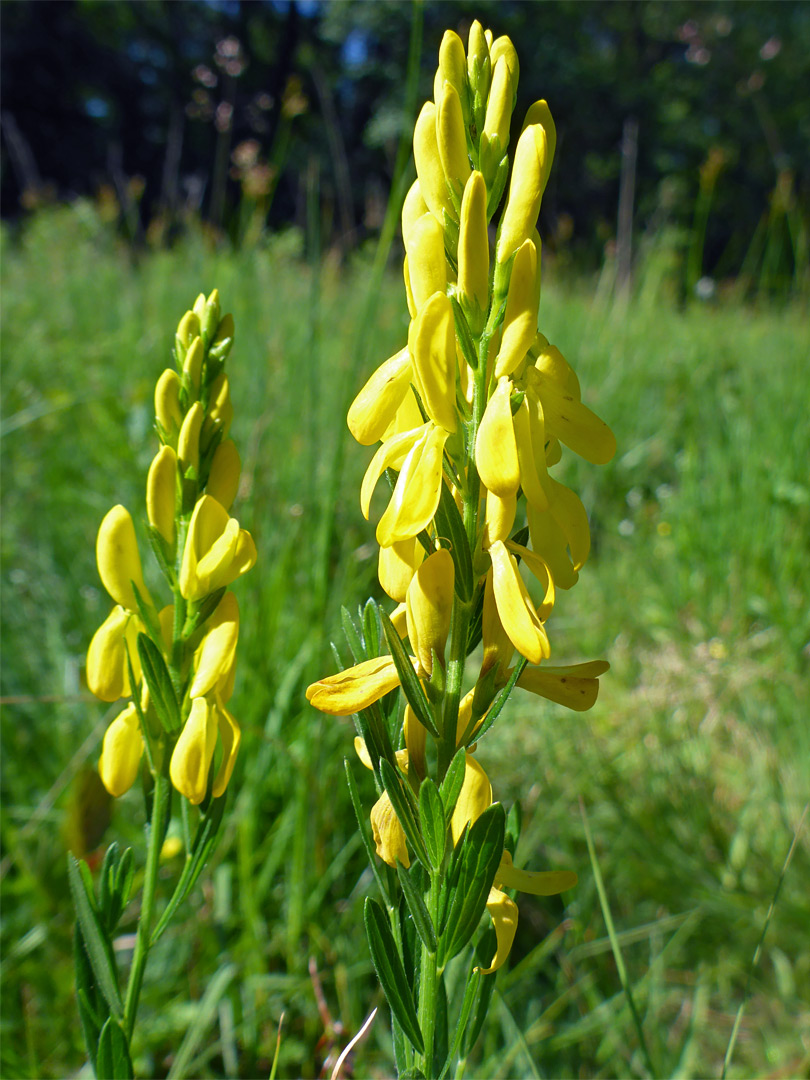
[521,100,557,194]
[146,445,177,545]
[483,489,517,547]
[496,239,539,378]
[413,102,454,223]
[378,537,425,602]
[451,754,493,845]
[490,36,519,83]
[371,791,410,868]
[505,540,555,620]
[458,171,490,331]
[183,335,204,397]
[207,438,241,510]
[489,539,551,664]
[405,548,455,676]
[480,569,515,680]
[475,377,520,498]
[99,702,144,798]
[170,696,218,805]
[203,372,234,443]
[96,505,149,613]
[348,348,413,446]
[376,424,449,546]
[179,494,257,601]
[410,292,457,433]
[211,697,241,797]
[177,401,203,477]
[480,887,518,974]
[496,124,549,264]
[188,591,239,699]
[495,849,577,896]
[404,214,447,313]
[483,57,513,153]
[305,655,405,716]
[86,605,142,702]
[436,29,467,104]
[437,82,471,195]
[360,425,427,520]
[526,501,579,591]
[525,366,616,465]
[175,310,201,363]
[155,369,183,438]
[516,660,609,712]
[404,703,427,778]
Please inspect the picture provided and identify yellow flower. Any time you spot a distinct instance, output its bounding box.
[408,292,457,433]
[371,791,410,868]
[179,495,257,601]
[96,505,149,613]
[458,172,490,333]
[403,213,447,313]
[476,378,520,498]
[305,654,407,716]
[347,348,413,446]
[413,102,454,223]
[495,239,540,378]
[405,548,455,676]
[146,445,177,544]
[206,438,241,510]
[378,537,425,603]
[496,123,550,264]
[188,591,239,699]
[488,540,551,665]
[436,82,470,198]
[170,696,218,805]
[155,369,183,439]
[183,336,204,397]
[516,659,609,711]
[86,605,143,702]
[178,401,204,478]
[376,424,450,547]
[99,702,143,797]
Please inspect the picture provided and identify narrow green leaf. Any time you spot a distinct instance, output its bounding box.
[97,842,119,931]
[380,758,430,869]
[344,759,389,905]
[465,584,484,657]
[461,932,497,1055]
[167,963,236,1079]
[396,862,437,954]
[363,598,381,658]
[130,581,162,646]
[113,848,135,925]
[440,803,505,965]
[380,610,440,739]
[472,658,527,743]
[341,606,366,663]
[67,855,123,1021]
[434,487,473,602]
[418,779,446,871]
[181,587,226,639]
[364,898,425,1056]
[74,926,105,1072]
[439,749,466,821]
[137,633,181,734]
[439,967,481,1078]
[96,1017,133,1080]
[505,801,522,859]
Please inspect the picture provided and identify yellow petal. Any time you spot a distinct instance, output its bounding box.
[521,100,556,193]
[183,336,204,396]
[480,569,515,680]
[177,401,203,477]
[404,704,427,777]
[490,36,519,82]
[413,102,452,222]
[495,850,577,895]
[517,660,608,711]
[305,655,403,716]
[483,57,512,150]
[513,395,549,512]
[207,439,241,510]
[180,495,257,601]
[370,791,410,868]
[189,591,239,699]
[378,536,425,602]
[455,687,477,746]
[489,540,550,665]
[451,754,493,845]
[390,603,408,638]
[437,30,468,107]
[496,124,548,264]
[170,696,218,805]
[405,548,455,675]
[348,348,414,446]
[96,505,148,612]
[480,887,518,974]
[87,605,141,702]
[211,698,241,797]
[458,172,490,327]
[99,703,143,798]
[495,239,538,378]
[505,541,554,620]
[410,293,457,433]
[401,180,429,240]
[376,425,449,546]
[360,425,427,520]
[483,489,517,548]
[526,366,616,465]
[533,341,580,399]
[146,445,177,545]
[437,82,471,194]
[526,501,579,591]
[354,735,373,770]
[476,378,520,498]
[404,214,447,313]
[155,369,183,437]
[203,373,233,444]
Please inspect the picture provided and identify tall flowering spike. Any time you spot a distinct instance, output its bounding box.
[306,27,615,1054]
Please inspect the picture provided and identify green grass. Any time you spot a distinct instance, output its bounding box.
[2,203,809,1079]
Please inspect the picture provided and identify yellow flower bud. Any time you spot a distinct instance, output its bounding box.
[201,288,222,342]
[183,335,204,396]
[96,505,148,612]
[405,547,454,675]
[170,696,217,805]
[450,754,492,845]
[496,124,549,264]
[146,445,177,544]
[403,703,427,778]
[189,591,239,699]
[483,489,516,548]
[179,494,257,601]
[376,424,449,547]
[192,293,207,320]
[175,310,201,363]
[203,373,233,443]
[99,703,143,798]
[86,605,142,701]
[458,171,490,331]
[211,698,241,797]
[155,369,183,439]
[347,348,413,447]
[206,438,241,510]
[521,100,556,194]
[403,213,446,313]
[177,401,203,478]
[467,20,491,96]
[437,83,471,195]
[401,180,428,240]
[436,29,467,104]
[378,536,425,602]
[483,57,512,151]
[370,791,410,868]
[409,292,457,433]
[475,377,520,497]
[413,102,453,223]
[490,36,519,83]
[495,239,539,378]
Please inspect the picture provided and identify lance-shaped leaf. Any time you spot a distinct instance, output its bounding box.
[397,862,437,954]
[380,758,430,869]
[460,930,498,1056]
[362,598,381,658]
[473,658,528,744]
[68,855,123,1021]
[364,897,425,1056]
[96,1017,133,1080]
[136,633,180,734]
[439,749,467,820]
[438,967,481,1080]
[380,610,439,739]
[440,803,506,966]
[341,606,366,664]
[418,778,446,871]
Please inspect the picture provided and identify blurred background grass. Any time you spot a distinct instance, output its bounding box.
[2,1,810,1077]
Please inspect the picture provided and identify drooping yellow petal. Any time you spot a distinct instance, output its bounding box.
[451,754,493,845]
[413,101,453,223]
[410,293,457,433]
[378,536,425,602]
[99,703,143,798]
[404,214,447,313]
[495,239,538,378]
[495,850,577,895]
[347,348,413,446]
[489,540,550,665]
[513,395,549,512]
[170,696,218,805]
[189,591,239,699]
[526,366,616,465]
[360,425,427,520]
[496,124,549,264]
[547,476,591,571]
[517,660,609,711]
[86,605,142,702]
[211,698,241,797]
[146,445,177,545]
[526,501,579,591]
[480,887,518,974]
[505,541,555,620]
[305,655,404,716]
[437,82,471,194]
[405,548,455,675]
[376,425,449,546]
[533,341,580,399]
[370,791,410,868]
[207,438,241,510]
[479,569,515,681]
[96,505,148,612]
[475,378,520,497]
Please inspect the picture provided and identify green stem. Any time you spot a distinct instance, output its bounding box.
[124,763,169,1042]
[418,872,441,1078]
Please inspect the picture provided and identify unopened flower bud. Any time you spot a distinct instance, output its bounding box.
[175,310,201,365]
[96,505,148,612]
[177,401,203,478]
[409,292,457,433]
[183,336,204,397]
[170,696,217,805]
[483,57,513,152]
[405,547,455,675]
[155,369,183,438]
[497,124,549,264]
[86,605,142,701]
[436,29,467,106]
[203,373,233,444]
[207,438,241,510]
[189,591,239,699]
[147,445,177,544]
[467,20,491,98]
[99,703,143,798]
[413,102,454,223]
[495,239,539,378]
[404,213,447,312]
[458,172,489,331]
[437,83,471,195]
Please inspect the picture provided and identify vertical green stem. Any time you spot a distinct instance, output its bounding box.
[123,763,169,1042]
[418,871,441,1078]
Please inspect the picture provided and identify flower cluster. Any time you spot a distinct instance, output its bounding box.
[307,21,615,980]
[87,290,256,805]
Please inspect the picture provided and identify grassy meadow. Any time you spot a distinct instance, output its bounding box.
[2,203,809,1079]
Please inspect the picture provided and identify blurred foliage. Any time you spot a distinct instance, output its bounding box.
[1,0,808,292]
